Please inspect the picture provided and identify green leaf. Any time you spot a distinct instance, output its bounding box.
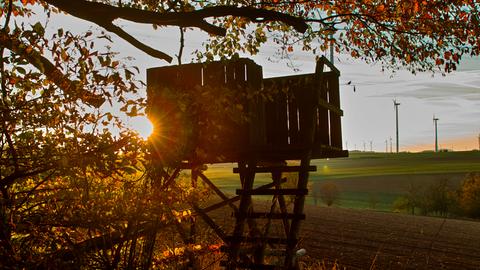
[16,67,26,75]
[32,22,45,35]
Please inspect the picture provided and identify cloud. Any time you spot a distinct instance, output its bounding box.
[383,84,480,99]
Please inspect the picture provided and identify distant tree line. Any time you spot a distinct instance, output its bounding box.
[393,173,480,219]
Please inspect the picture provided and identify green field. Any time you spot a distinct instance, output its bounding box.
[203,151,480,211]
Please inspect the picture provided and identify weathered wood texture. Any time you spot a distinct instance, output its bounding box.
[147,57,347,164]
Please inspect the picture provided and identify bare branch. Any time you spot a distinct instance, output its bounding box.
[102,22,173,62]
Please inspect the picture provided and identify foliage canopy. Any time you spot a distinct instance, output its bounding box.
[1,0,480,268]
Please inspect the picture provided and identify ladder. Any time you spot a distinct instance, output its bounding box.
[221,156,315,270]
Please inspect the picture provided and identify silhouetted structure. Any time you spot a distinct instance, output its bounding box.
[147,57,347,269]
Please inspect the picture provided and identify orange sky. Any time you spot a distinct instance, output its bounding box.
[405,135,480,152]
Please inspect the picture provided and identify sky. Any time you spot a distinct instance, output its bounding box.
[30,8,480,152]
[119,22,480,152]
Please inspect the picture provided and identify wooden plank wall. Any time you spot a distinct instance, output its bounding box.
[316,75,330,146]
[326,73,343,149]
[147,59,263,163]
[263,69,342,153]
[147,64,203,164]
[147,58,343,163]
[264,79,289,147]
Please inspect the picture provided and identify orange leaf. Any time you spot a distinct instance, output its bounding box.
[376,4,385,13]
[452,53,459,63]
[405,54,411,63]
[413,1,419,13]
[444,51,451,60]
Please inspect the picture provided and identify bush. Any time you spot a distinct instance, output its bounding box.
[457,173,480,218]
[318,182,339,207]
[392,196,410,213]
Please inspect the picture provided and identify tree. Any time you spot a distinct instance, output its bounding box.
[5,1,479,70]
[0,1,220,268]
[318,182,339,207]
[1,0,480,268]
[426,178,454,217]
[201,0,480,73]
[401,182,421,215]
[458,173,480,219]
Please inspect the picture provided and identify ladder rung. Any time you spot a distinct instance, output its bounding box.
[236,212,305,220]
[220,261,279,269]
[233,166,316,174]
[227,236,296,245]
[236,188,308,196]
[220,246,286,257]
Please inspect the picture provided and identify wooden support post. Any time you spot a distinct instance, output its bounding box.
[284,82,317,269]
[198,172,238,212]
[191,203,228,243]
[228,161,256,269]
[187,167,200,269]
[201,178,288,213]
[272,172,290,238]
[256,185,281,265]
[284,157,311,270]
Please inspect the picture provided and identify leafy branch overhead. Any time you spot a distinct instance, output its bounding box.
[6,0,479,71]
[42,0,308,62]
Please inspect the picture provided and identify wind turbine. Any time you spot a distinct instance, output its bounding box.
[389,137,393,153]
[393,99,400,153]
[433,115,439,152]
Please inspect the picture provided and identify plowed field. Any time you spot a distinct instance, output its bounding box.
[299,205,480,269]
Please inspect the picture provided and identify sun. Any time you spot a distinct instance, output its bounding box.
[133,116,154,139]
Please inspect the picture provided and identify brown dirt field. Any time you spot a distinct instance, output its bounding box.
[204,202,480,269]
[299,205,480,270]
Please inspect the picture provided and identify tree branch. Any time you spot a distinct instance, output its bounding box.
[42,0,308,62]
[48,220,172,263]
[0,30,83,97]
[102,22,173,62]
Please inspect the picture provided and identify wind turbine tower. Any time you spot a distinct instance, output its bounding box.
[393,100,401,153]
[389,137,393,153]
[433,115,439,152]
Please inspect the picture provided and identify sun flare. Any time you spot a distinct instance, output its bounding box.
[134,116,154,139]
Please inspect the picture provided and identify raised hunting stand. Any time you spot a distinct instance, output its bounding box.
[147,57,347,269]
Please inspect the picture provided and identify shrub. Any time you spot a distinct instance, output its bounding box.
[457,173,480,218]
[319,182,339,207]
[392,196,410,213]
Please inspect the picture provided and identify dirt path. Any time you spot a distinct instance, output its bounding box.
[300,205,480,269]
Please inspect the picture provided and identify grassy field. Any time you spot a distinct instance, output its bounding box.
[203,151,480,212]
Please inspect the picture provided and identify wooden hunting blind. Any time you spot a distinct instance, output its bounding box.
[147,57,346,164]
[146,57,348,269]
